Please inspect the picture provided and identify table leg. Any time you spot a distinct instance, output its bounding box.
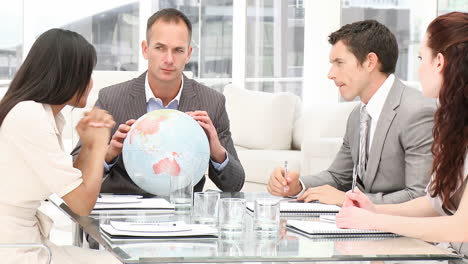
[72,222,83,247]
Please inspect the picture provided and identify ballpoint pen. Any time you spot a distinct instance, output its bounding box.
[283,160,289,193]
[351,163,358,193]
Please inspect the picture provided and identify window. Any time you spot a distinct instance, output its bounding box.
[245,0,304,96]
[4,0,463,104]
[0,1,22,82]
[28,0,140,71]
[341,0,435,82]
[438,0,468,15]
[157,0,233,91]
[64,3,140,71]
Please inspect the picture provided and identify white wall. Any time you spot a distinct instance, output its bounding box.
[302,0,341,108]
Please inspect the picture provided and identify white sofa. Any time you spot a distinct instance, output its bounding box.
[222,84,358,192]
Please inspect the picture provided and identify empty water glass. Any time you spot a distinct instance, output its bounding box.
[170,175,192,209]
[253,198,280,233]
[218,198,245,233]
[193,192,220,225]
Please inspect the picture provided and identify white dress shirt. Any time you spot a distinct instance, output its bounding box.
[145,74,183,109]
[361,73,395,152]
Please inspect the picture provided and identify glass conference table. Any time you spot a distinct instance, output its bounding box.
[54,192,463,263]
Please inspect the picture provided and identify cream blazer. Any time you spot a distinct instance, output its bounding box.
[0,101,119,264]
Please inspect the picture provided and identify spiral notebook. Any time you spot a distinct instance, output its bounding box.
[287,220,398,238]
[246,201,340,216]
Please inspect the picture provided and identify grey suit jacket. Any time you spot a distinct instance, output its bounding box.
[302,78,436,204]
[71,72,245,195]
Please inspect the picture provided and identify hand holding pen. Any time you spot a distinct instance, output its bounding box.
[351,164,358,193]
[267,161,302,197]
[283,161,289,193]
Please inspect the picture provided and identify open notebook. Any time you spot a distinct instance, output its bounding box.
[100,220,218,240]
[287,220,398,238]
[94,196,175,211]
[246,200,340,216]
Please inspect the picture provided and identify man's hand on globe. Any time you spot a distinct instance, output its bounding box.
[186,111,227,163]
[105,119,136,163]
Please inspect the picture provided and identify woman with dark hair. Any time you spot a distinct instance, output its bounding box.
[336,11,468,255]
[0,29,120,263]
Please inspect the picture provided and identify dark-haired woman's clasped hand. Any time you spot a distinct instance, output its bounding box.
[76,107,115,149]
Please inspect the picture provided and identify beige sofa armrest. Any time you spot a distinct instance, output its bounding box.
[300,137,343,176]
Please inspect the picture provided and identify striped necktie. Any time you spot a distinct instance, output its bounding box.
[358,105,371,181]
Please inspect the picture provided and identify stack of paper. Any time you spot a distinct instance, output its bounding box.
[100,220,218,240]
[94,195,175,211]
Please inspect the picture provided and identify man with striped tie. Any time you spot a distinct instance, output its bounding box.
[268,20,436,206]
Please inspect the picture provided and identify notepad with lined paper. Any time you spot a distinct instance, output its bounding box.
[246,200,340,216]
[287,220,398,238]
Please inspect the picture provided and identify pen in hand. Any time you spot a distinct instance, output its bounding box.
[351,164,357,193]
[283,160,289,193]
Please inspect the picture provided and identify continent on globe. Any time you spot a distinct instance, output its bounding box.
[152,154,181,176]
[129,113,168,144]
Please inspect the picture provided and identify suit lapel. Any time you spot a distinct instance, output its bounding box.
[127,71,147,119]
[178,74,199,112]
[363,79,404,191]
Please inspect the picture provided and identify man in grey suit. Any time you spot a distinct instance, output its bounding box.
[267,20,436,206]
[72,8,245,195]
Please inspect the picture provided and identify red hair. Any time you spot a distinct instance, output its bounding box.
[427,12,468,210]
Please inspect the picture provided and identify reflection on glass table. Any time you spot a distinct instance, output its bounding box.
[52,192,462,263]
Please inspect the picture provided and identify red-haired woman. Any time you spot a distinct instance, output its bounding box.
[336,11,468,255]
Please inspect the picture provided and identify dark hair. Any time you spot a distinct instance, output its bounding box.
[0,28,96,126]
[427,12,468,211]
[328,20,398,74]
[146,8,192,42]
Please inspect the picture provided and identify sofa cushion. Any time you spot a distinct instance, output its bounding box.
[293,101,358,150]
[300,137,344,175]
[235,148,302,185]
[224,84,300,150]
